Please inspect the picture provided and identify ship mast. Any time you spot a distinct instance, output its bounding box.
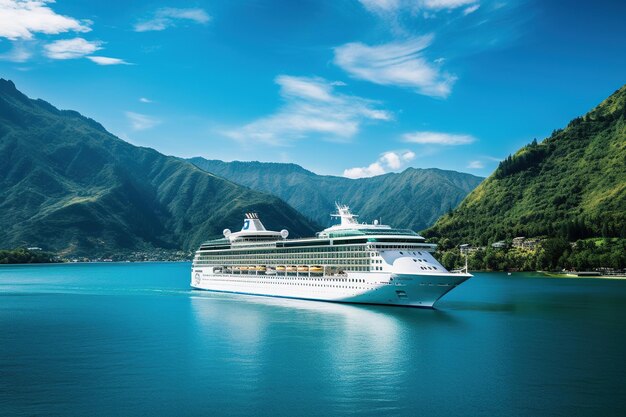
[330,202,359,226]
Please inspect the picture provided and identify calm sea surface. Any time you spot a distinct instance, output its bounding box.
[1,263,626,417]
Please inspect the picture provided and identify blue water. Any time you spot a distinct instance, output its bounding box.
[1,263,626,417]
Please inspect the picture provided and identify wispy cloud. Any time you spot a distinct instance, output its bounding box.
[126,111,161,131]
[43,37,101,59]
[485,155,502,162]
[422,0,478,10]
[467,160,484,169]
[359,0,401,15]
[359,0,478,15]
[87,56,131,65]
[134,7,211,32]
[225,75,392,146]
[344,150,415,179]
[463,4,480,15]
[0,0,91,40]
[403,131,475,145]
[139,97,152,103]
[334,36,456,98]
[0,41,33,62]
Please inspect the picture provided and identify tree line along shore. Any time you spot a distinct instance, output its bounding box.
[434,237,626,274]
[3,238,625,276]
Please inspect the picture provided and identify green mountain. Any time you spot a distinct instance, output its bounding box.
[188,158,483,231]
[0,79,317,256]
[425,84,626,245]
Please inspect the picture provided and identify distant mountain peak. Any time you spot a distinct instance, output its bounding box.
[587,84,626,119]
[0,78,31,104]
[0,78,17,91]
[189,157,483,231]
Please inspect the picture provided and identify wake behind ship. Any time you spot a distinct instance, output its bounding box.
[191,205,471,308]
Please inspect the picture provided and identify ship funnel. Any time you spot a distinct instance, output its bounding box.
[241,213,266,232]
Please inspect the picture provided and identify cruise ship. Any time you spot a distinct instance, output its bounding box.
[191,205,471,308]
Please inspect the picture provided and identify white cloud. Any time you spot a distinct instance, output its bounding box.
[0,0,91,40]
[403,131,475,145]
[402,150,416,160]
[463,4,480,14]
[225,75,392,146]
[485,155,502,162]
[139,97,152,103]
[359,0,401,14]
[126,111,161,131]
[422,0,477,10]
[334,36,456,98]
[87,56,130,65]
[134,7,210,32]
[343,150,415,179]
[381,151,402,169]
[43,37,101,59]
[344,162,386,179]
[467,160,484,169]
[359,0,478,14]
[278,74,334,102]
[0,41,33,62]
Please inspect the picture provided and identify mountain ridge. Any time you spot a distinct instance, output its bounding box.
[424,84,626,245]
[0,79,317,256]
[188,157,484,231]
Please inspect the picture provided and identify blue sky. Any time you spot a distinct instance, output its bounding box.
[1,0,625,177]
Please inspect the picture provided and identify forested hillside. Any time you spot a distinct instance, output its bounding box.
[0,79,317,256]
[425,84,626,271]
[426,85,626,244]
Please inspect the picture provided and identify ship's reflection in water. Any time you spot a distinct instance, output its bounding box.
[189,292,465,416]
[187,275,626,417]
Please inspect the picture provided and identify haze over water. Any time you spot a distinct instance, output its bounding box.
[1,263,625,416]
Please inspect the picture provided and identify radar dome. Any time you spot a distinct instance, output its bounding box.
[223,229,231,237]
[373,219,379,225]
[280,229,289,239]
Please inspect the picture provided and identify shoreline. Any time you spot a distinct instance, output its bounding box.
[1,262,624,280]
[539,271,626,280]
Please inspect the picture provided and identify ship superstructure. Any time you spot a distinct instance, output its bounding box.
[191,205,471,307]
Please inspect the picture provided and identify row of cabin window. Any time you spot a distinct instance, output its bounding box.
[198,250,369,258]
[211,276,367,283]
[196,253,370,262]
[200,244,425,256]
[195,264,371,272]
[195,259,369,266]
[211,278,370,290]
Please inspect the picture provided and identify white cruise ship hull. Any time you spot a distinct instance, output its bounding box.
[191,270,471,308]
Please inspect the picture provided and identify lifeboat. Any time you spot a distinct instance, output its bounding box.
[255,265,266,271]
[276,266,286,272]
[297,266,309,272]
[310,266,323,273]
[286,266,296,272]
